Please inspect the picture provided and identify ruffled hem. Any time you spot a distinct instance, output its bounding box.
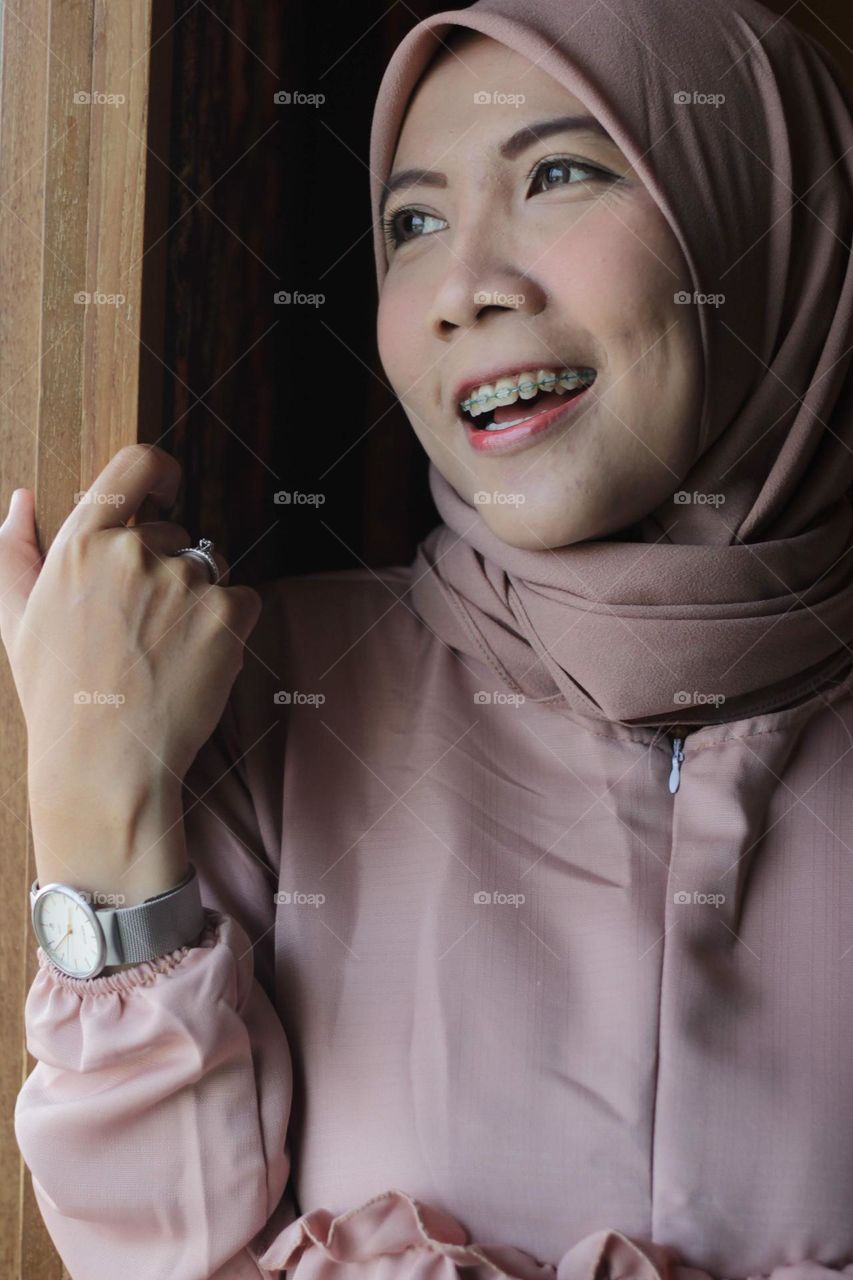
[254,1188,677,1280]
[254,1188,853,1280]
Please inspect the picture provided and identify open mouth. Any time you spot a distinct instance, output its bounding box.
[460,370,597,431]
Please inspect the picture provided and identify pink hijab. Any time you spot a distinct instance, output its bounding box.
[368,0,853,729]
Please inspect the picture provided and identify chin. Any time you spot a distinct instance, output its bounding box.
[476,503,594,550]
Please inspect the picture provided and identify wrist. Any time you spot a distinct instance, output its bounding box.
[29,777,189,908]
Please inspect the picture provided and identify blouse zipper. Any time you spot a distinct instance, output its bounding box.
[667,726,688,794]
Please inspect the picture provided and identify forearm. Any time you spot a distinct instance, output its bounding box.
[28,770,190,909]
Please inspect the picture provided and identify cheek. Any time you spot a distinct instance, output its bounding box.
[536,199,691,345]
[377,280,421,383]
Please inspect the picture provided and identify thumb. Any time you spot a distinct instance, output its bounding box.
[0,488,44,642]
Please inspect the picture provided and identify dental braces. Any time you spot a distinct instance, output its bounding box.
[462,367,597,412]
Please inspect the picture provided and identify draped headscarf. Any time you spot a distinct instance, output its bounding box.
[368,0,853,728]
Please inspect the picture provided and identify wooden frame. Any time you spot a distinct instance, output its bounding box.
[0,2,170,1272]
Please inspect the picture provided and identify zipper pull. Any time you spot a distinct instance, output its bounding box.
[668,736,685,794]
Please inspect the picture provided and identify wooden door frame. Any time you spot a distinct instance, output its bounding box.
[0,2,173,1273]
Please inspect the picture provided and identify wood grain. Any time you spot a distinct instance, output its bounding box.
[0,1,157,1275]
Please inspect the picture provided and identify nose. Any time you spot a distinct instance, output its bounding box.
[426,246,547,339]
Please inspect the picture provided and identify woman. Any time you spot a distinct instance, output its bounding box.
[9,0,853,1277]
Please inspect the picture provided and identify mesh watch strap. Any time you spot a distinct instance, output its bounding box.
[102,863,205,964]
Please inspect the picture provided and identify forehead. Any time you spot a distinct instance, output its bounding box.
[393,30,600,163]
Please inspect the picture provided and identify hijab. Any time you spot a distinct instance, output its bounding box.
[368,0,853,729]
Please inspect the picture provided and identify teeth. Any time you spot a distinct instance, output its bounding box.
[462,366,595,416]
[483,417,529,431]
[492,377,519,410]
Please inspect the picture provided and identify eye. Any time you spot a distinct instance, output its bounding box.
[526,154,617,194]
[381,208,448,249]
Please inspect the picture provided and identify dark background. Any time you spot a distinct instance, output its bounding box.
[140,0,443,589]
[138,0,853,589]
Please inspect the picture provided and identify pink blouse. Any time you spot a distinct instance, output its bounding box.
[15,568,853,1279]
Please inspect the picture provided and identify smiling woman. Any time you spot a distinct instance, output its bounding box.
[11,2,853,1279]
[369,0,853,731]
[376,29,704,549]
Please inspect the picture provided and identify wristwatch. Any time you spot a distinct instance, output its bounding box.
[30,862,205,979]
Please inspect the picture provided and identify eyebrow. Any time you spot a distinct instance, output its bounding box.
[379,114,615,219]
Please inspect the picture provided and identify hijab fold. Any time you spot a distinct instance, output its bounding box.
[368,0,853,728]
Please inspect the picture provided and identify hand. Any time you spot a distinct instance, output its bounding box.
[0,445,262,878]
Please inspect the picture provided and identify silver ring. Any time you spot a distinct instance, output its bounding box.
[173,536,221,585]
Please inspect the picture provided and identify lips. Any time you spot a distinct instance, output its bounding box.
[463,380,596,456]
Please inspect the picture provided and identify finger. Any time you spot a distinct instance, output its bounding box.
[55,444,181,544]
[224,584,263,641]
[124,521,193,556]
[128,524,231,587]
[0,489,44,643]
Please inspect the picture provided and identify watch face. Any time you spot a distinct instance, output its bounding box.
[32,887,104,977]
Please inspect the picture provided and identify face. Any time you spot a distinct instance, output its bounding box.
[376,31,704,549]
